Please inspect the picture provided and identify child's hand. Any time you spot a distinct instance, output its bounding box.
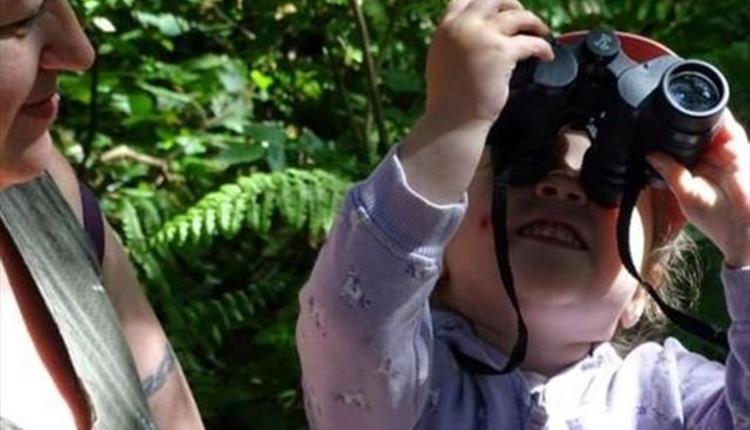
[425,0,554,125]
[401,0,553,204]
[647,110,750,268]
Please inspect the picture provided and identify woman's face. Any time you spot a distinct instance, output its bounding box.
[0,0,94,188]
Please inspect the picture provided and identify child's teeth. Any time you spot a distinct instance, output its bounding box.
[520,222,584,249]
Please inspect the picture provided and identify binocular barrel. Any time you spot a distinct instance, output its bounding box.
[488,28,730,207]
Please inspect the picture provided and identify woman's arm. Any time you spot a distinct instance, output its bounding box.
[100,220,205,430]
[46,148,205,430]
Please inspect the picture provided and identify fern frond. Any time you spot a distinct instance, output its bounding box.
[176,274,298,351]
[117,197,175,298]
[151,169,349,250]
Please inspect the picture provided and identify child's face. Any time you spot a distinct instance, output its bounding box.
[442,128,654,368]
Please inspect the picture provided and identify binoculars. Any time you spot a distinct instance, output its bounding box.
[487,28,729,207]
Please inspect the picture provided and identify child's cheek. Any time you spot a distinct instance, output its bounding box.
[479,212,491,231]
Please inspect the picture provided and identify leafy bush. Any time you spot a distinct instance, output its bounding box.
[57,0,748,427]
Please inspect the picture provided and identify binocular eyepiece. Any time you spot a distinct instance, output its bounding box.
[487,28,729,207]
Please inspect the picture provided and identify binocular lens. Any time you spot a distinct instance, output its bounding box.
[667,71,721,112]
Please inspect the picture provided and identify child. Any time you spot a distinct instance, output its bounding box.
[296,0,750,428]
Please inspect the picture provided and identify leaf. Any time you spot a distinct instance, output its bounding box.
[218,69,247,93]
[250,70,274,91]
[133,11,190,37]
[381,69,423,93]
[151,169,349,250]
[128,93,154,117]
[93,16,117,33]
[216,143,265,168]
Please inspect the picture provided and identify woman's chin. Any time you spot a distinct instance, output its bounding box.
[0,133,55,189]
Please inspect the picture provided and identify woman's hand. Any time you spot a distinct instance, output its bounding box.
[401,0,553,204]
[647,110,750,268]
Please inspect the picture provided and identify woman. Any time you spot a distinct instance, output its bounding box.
[0,0,204,428]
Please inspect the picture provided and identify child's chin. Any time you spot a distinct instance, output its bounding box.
[510,241,592,273]
[511,256,595,298]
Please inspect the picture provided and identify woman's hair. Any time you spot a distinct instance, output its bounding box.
[612,229,702,354]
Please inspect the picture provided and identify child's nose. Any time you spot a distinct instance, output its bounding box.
[534,170,587,206]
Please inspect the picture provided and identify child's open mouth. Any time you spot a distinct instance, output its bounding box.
[515,219,588,250]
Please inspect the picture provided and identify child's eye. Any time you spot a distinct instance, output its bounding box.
[0,0,50,39]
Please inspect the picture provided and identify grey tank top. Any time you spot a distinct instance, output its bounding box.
[0,173,157,430]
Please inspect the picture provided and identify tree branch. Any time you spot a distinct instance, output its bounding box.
[210,2,256,44]
[348,0,388,163]
[324,48,368,158]
[99,145,171,181]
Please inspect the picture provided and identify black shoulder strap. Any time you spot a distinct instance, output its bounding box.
[78,181,105,266]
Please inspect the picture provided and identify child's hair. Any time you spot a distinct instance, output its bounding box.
[613,229,702,354]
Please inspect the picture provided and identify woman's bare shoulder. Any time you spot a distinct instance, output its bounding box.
[44,147,84,225]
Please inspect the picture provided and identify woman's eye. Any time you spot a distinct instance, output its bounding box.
[0,0,49,38]
[13,18,37,36]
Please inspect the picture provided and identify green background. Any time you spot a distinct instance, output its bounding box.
[55,0,749,428]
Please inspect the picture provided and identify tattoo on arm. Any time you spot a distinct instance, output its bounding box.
[141,344,177,397]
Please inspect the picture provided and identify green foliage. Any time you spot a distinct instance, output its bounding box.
[56,0,749,427]
[152,169,348,250]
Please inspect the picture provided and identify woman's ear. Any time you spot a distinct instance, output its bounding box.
[619,286,648,329]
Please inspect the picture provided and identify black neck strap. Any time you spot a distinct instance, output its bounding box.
[490,164,528,374]
[617,165,728,349]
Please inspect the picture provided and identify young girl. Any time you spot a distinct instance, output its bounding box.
[296,0,749,429]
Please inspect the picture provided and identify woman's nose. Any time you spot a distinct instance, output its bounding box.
[39,1,95,72]
[534,171,588,206]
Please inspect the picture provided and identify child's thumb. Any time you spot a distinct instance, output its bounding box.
[646,152,689,195]
[647,152,718,209]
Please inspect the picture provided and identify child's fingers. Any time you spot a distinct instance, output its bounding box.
[506,34,554,62]
[711,110,748,149]
[647,152,690,189]
[722,109,748,142]
[444,0,474,21]
[491,9,549,36]
[647,152,717,206]
[467,0,524,16]
[697,110,750,167]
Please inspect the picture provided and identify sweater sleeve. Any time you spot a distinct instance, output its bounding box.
[682,266,750,429]
[295,147,467,430]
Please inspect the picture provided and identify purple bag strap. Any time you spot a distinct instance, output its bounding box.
[78,181,105,266]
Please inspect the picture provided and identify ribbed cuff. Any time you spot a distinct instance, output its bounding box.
[722,265,750,323]
[354,146,467,259]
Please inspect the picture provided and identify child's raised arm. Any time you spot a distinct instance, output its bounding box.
[647,111,750,428]
[401,0,553,205]
[296,1,552,428]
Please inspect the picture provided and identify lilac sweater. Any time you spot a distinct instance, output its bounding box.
[296,149,750,430]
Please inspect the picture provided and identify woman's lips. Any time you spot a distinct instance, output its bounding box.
[20,93,60,120]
